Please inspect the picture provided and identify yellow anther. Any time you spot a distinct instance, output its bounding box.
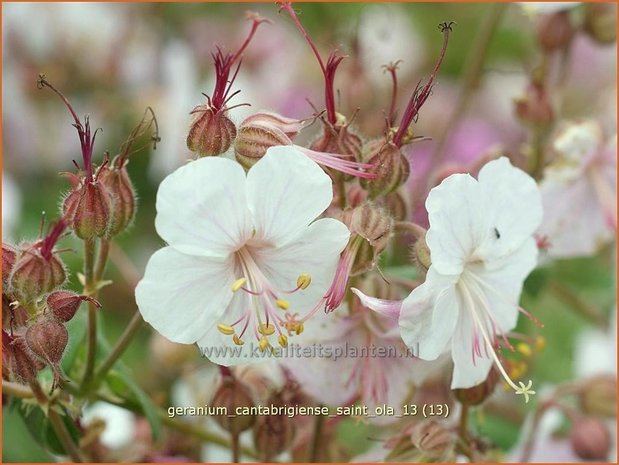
[217,323,235,336]
[233,334,244,346]
[516,343,532,358]
[535,336,546,352]
[231,277,247,292]
[297,273,311,290]
[259,324,275,336]
[278,334,288,348]
[276,299,290,310]
[259,336,269,352]
[295,323,304,335]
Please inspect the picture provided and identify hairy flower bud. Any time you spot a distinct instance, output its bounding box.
[383,188,411,222]
[341,203,393,276]
[63,181,113,239]
[2,243,16,287]
[453,367,499,406]
[252,393,295,461]
[536,11,575,52]
[234,115,292,169]
[579,375,616,418]
[570,417,611,460]
[583,3,617,44]
[514,82,554,128]
[10,248,66,302]
[5,336,45,384]
[211,376,255,434]
[360,140,410,198]
[98,164,136,237]
[413,232,432,271]
[25,319,68,389]
[310,115,363,162]
[47,290,99,322]
[410,420,454,460]
[187,106,237,157]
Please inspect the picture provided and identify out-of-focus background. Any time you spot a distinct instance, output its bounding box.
[2,2,616,462]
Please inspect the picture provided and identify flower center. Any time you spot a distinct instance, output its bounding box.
[216,244,311,351]
[457,269,537,403]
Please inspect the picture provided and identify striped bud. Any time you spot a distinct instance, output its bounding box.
[360,140,410,198]
[63,181,113,239]
[187,106,237,157]
[98,164,136,236]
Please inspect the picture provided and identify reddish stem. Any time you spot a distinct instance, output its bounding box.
[393,22,453,147]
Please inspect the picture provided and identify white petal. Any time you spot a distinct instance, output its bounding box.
[476,157,543,260]
[450,309,494,389]
[399,269,459,360]
[425,173,486,275]
[252,218,349,313]
[136,247,235,344]
[246,146,334,246]
[470,238,538,332]
[196,291,252,366]
[351,288,402,319]
[155,157,252,257]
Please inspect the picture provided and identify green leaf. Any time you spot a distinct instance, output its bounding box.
[17,400,81,456]
[106,370,161,440]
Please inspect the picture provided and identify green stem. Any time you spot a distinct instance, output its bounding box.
[309,411,325,462]
[459,404,469,444]
[231,432,240,463]
[92,311,143,387]
[548,280,607,329]
[94,239,110,282]
[48,408,87,462]
[81,238,97,389]
[3,381,35,399]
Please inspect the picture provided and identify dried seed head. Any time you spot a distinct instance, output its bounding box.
[570,417,611,461]
[5,336,45,384]
[360,140,410,198]
[187,106,237,157]
[310,118,363,163]
[211,376,256,434]
[63,181,113,239]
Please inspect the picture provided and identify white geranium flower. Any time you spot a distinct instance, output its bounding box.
[538,120,616,259]
[136,147,350,364]
[355,157,543,400]
[518,2,580,16]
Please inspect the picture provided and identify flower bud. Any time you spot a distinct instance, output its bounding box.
[410,420,454,460]
[2,243,16,287]
[310,116,363,162]
[360,140,410,198]
[234,116,292,169]
[47,290,98,322]
[383,188,411,222]
[25,319,68,389]
[453,367,499,406]
[211,376,255,434]
[413,233,432,271]
[186,106,237,157]
[98,164,136,237]
[579,375,616,418]
[10,249,66,302]
[341,203,393,276]
[536,11,575,52]
[583,3,616,44]
[514,82,554,128]
[63,182,113,239]
[570,417,610,460]
[252,393,295,461]
[6,336,45,384]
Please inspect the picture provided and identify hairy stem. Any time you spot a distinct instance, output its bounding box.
[94,239,110,282]
[3,381,35,398]
[48,408,87,462]
[81,238,97,389]
[231,432,240,462]
[309,411,325,462]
